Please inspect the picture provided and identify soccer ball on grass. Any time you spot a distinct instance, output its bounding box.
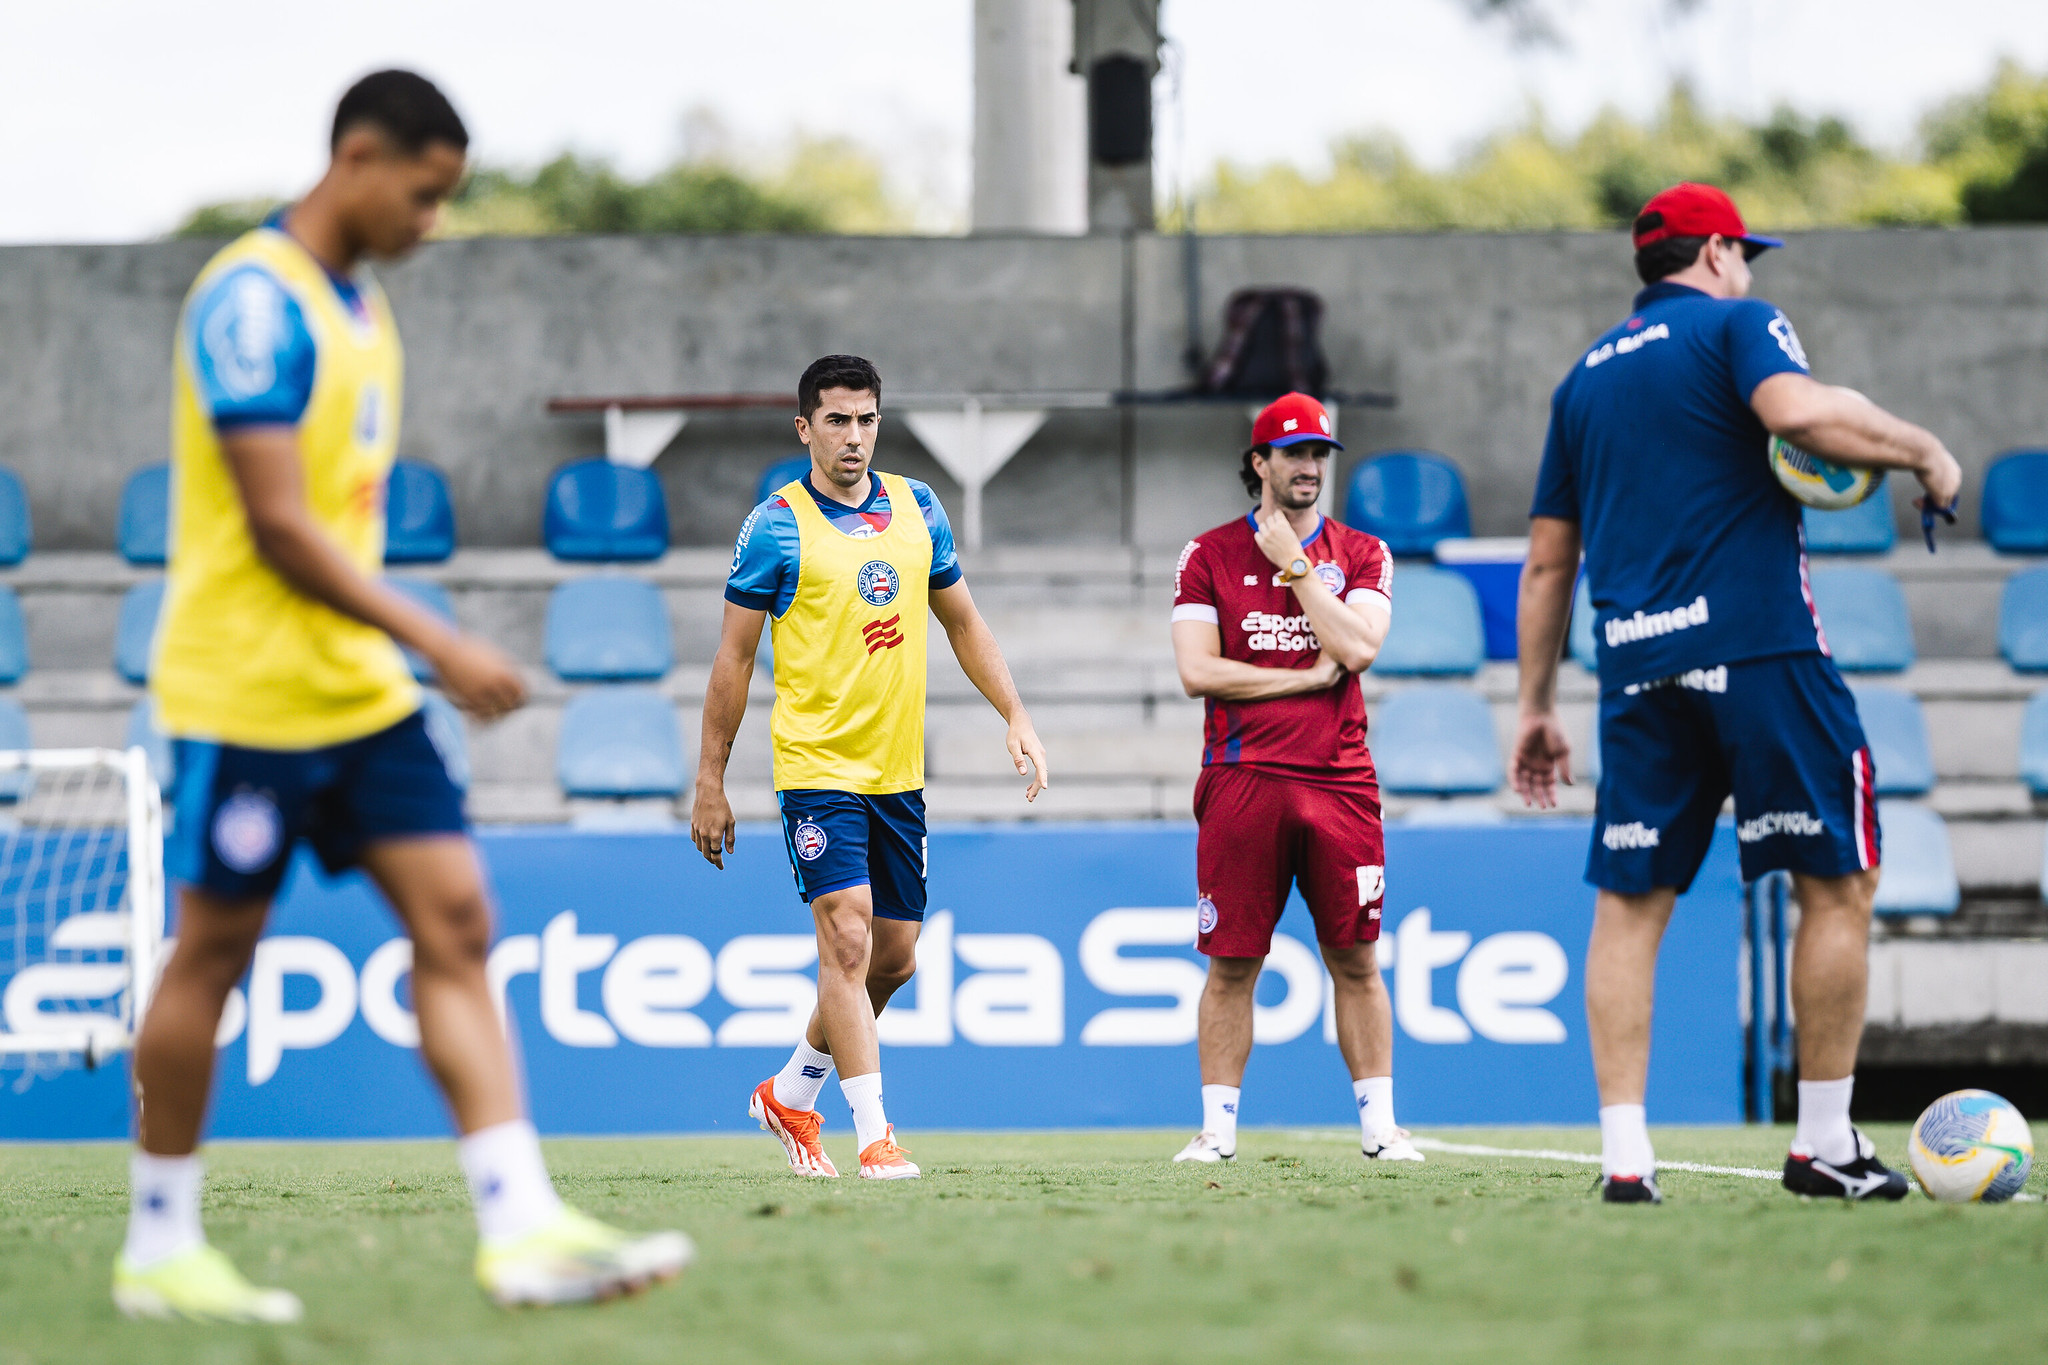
[1908,1089,2034,1203]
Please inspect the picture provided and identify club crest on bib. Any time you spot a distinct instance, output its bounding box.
[793,821,829,861]
[213,791,283,874]
[857,560,900,607]
[1314,562,1347,595]
[1197,896,1219,934]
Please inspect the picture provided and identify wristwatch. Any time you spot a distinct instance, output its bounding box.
[1278,557,1311,584]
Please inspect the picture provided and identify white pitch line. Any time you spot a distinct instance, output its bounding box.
[1408,1136,1779,1180]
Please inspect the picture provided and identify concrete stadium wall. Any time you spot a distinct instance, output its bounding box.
[3,228,2046,552]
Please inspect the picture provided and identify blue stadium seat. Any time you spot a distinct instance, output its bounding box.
[1373,567,1484,675]
[1981,450,2048,555]
[384,460,456,564]
[1370,686,1503,795]
[1570,575,1598,670]
[557,687,684,798]
[545,577,673,682]
[1343,452,1471,558]
[755,454,813,507]
[0,467,30,566]
[1809,568,1914,672]
[1803,492,1895,555]
[1873,801,1959,916]
[126,698,174,791]
[0,587,27,686]
[385,576,455,682]
[0,699,30,802]
[543,458,669,562]
[1848,684,1934,796]
[418,690,471,793]
[1999,567,2048,671]
[2019,691,2048,798]
[119,464,170,566]
[114,580,164,685]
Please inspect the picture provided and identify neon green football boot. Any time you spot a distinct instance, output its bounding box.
[112,1244,304,1324]
[474,1207,693,1307]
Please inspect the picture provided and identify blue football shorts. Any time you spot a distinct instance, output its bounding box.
[1588,652,1879,894]
[776,788,928,921]
[166,708,468,901]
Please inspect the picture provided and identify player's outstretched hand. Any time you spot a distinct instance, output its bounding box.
[433,636,528,722]
[690,784,736,868]
[1915,439,1964,510]
[1007,714,1050,802]
[1511,710,1574,810]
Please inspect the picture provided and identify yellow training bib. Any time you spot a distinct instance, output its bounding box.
[769,472,933,793]
[153,227,419,749]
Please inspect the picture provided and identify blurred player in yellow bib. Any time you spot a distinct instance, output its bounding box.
[117,71,688,1324]
[693,355,1050,1180]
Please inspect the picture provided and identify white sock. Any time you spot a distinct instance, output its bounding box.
[1201,1084,1240,1153]
[1353,1075,1396,1139]
[841,1071,889,1151]
[458,1119,564,1245]
[124,1151,204,1269]
[1794,1076,1858,1164]
[772,1039,835,1112]
[1599,1103,1656,1178]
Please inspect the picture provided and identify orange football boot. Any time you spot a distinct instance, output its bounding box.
[749,1079,838,1177]
[857,1125,921,1180]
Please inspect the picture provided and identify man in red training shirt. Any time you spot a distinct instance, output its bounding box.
[1167,392,1419,1165]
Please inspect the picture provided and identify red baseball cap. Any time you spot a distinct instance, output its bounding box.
[1633,182,1782,256]
[1250,392,1343,451]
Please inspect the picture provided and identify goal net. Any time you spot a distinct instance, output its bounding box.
[0,748,164,1079]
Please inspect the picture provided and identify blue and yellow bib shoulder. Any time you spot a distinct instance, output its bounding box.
[767,471,934,794]
[153,225,418,749]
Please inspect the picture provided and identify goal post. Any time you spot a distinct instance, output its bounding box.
[0,746,165,1072]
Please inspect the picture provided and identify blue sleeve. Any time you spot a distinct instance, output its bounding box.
[1530,385,1580,521]
[1725,297,1810,402]
[186,264,316,429]
[908,480,963,590]
[724,500,802,616]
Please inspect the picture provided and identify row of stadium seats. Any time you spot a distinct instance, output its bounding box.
[61,444,2048,575]
[1344,448,2048,558]
[39,456,663,568]
[1382,563,2048,677]
[15,443,2048,579]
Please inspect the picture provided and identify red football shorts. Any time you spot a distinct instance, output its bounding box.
[1193,764,1386,958]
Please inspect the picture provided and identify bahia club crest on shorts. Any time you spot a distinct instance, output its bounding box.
[1193,765,1386,958]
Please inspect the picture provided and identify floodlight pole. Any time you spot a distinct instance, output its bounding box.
[1071,0,1161,233]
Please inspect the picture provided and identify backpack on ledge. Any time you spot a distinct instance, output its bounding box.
[1197,287,1330,399]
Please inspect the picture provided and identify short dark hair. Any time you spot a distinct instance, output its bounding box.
[799,355,882,419]
[1633,231,1711,285]
[1240,446,1271,498]
[332,70,468,156]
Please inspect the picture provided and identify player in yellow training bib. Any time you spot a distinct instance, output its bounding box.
[692,354,1050,1181]
[119,72,688,1326]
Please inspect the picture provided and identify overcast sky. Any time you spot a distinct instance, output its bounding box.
[3,0,2046,242]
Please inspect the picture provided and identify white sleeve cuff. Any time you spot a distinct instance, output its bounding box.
[1345,588,1390,606]
[1171,603,1220,625]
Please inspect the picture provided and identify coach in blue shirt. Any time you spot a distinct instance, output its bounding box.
[1513,183,1962,1204]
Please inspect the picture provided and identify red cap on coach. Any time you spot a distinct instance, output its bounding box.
[1250,392,1343,451]
[1632,182,1783,254]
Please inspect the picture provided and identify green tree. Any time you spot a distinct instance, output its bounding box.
[1179,83,1971,235]
[172,198,283,238]
[171,138,912,240]
[1923,61,2048,222]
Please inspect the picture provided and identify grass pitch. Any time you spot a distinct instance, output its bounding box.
[2,1125,2045,1364]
